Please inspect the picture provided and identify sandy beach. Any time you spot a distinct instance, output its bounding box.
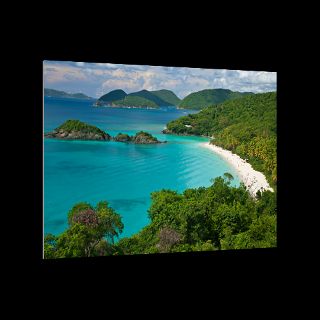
[200,142,274,197]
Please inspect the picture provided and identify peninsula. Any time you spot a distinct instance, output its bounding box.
[163,92,277,195]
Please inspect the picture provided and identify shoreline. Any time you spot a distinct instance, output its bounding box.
[200,142,273,197]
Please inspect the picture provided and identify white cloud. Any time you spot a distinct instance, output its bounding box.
[44,60,276,99]
[44,65,87,84]
[101,78,141,93]
[185,76,210,87]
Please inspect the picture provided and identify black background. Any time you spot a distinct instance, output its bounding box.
[9,13,302,294]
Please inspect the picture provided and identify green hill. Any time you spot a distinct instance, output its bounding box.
[97,89,127,104]
[164,92,277,186]
[150,89,181,106]
[96,89,180,108]
[178,88,254,110]
[44,88,93,100]
[127,90,169,106]
[113,95,158,108]
[56,120,105,134]
[96,88,252,109]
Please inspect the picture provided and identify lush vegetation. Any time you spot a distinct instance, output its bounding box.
[117,175,276,254]
[150,89,181,106]
[98,89,127,103]
[113,95,159,108]
[56,120,107,136]
[47,120,162,143]
[44,88,93,100]
[96,88,252,109]
[165,92,277,186]
[129,131,164,144]
[113,131,160,143]
[44,175,276,258]
[178,89,253,110]
[97,89,180,108]
[44,201,124,258]
[132,131,158,142]
[128,90,172,106]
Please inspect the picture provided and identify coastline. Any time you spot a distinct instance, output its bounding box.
[200,142,273,197]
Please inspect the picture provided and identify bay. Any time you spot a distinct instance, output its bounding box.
[44,97,240,239]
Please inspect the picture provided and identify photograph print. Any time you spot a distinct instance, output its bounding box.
[43,61,277,258]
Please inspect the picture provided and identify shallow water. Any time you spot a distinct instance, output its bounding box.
[44,97,240,238]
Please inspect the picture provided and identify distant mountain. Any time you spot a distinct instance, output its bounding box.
[112,95,158,108]
[97,89,127,104]
[178,89,254,110]
[127,89,171,107]
[150,89,181,106]
[96,88,252,109]
[96,89,180,108]
[44,88,94,100]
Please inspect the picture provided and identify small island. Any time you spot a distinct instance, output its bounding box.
[44,120,112,141]
[45,120,165,144]
[131,131,164,144]
[114,131,164,144]
[114,133,131,142]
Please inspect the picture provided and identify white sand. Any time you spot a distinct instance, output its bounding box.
[200,142,273,197]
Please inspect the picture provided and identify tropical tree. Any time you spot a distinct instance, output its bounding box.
[44,201,123,258]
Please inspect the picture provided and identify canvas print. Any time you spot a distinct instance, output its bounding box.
[43,61,277,258]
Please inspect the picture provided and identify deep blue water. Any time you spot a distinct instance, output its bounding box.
[44,97,240,239]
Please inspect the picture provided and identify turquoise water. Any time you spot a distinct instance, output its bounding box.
[44,97,240,239]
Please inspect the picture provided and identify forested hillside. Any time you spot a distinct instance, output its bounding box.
[178,88,253,110]
[44,176,276,258]
[165,92,277,186]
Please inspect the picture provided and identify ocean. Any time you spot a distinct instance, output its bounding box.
[44,97,240,239]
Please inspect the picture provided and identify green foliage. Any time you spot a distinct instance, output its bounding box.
[113,131,160,143]
[133,131,158,142]
[221,214,276,250]
[44,234,58,259]
[178,88,253,110]
[54,223,95,258]
[190,240,217,252]
[116,225,160,255]
[113,95,159,108]
[44,176,276,258]
[44,201,123,259]
[56,120,107,136]
[150,89,181,106]
[95,201,124,244]
[98,89,180,108]
[118,176,276,254]
[167,92,277,186]
[127,90,169,106]
[98,89,127,103]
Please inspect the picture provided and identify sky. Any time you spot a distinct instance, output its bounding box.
[43,60,277,99]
